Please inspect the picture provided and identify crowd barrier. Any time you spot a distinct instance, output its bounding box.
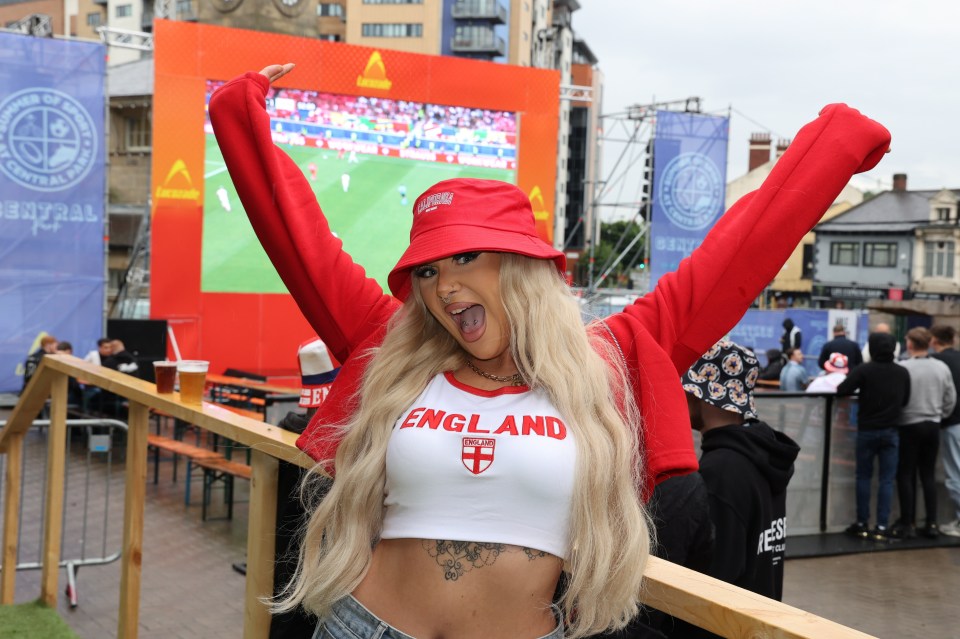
[0,418,127,607]
[0,354,876,638]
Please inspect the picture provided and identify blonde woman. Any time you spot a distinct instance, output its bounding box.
[209,63,890,639]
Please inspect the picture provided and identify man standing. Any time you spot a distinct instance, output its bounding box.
[781,318,802,354]
[930,324,960,537]
[682,340,800,604]
[779,348,809,391]
[818,323,863,371]
[892,327,956,539]
[836,333,910,540]
[862,322,901,363]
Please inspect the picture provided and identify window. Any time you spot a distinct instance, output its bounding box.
[924,241,955,278]
[176,0,193,16]
[937,207,951,221]
[317,2,344,16]
[801,244,814,279]
[124,108,151,152]
[829,242,859,266]
[116,3,132,17]
[86,11,101,26]
[454,24,495,45]
[361,23,422,37]
[863,242,897,267]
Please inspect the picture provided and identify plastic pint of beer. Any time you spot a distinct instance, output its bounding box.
[177,360,209,404]
[153,361,177,394]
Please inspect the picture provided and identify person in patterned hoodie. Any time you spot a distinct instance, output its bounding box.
[682,340,800,610]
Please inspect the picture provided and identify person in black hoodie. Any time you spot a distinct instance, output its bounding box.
[758,348,786,382]
[681,339,800,611]
[780,318,802,354]
[836,332,911,540]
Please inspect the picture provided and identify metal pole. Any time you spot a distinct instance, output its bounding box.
[819,395,834,532]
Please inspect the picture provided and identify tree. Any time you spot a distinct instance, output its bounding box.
[577,219,647,288]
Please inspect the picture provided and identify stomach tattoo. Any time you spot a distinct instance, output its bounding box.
[422,540,549,581]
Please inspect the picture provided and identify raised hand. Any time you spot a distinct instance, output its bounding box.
[259,63,296,85]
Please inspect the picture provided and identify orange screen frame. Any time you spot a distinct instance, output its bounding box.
[150,20,560,376]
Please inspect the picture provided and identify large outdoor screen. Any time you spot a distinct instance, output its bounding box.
[151,20,560,375]
[201,81,518,293]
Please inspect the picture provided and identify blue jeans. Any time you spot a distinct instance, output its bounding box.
[942,424,960,522]
[313,595,564,639]
[856,428,899,527]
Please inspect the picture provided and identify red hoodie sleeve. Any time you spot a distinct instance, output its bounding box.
[604,104,890,493]
[615,103,890,374]
[208,72,400,363]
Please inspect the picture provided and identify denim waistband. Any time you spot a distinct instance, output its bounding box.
[317,594,564,639]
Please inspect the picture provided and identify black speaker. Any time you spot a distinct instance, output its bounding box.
[106,319,168,381]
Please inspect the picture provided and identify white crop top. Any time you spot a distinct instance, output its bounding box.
[382,371,577,559]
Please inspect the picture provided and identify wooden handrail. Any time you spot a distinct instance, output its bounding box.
[0,355,313,469]
[0,354,878,639]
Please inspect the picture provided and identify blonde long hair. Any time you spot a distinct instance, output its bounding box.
[276,254,651,638]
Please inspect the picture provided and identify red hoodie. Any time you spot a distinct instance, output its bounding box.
[209,72,890,498]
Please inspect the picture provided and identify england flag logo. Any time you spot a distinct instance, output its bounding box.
[462,437,495,475]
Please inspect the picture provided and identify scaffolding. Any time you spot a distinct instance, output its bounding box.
[583,97,703,297]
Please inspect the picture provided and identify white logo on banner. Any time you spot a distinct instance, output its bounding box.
[658,152,724,231]
[0,88,97,192]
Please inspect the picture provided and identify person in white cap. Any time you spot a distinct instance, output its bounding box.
[270,337,339,639]
[210,62,891,639]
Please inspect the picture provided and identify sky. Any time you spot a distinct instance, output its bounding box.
[574,0,959,218]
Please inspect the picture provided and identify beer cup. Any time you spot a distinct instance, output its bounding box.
[177,360,209,405]
[153,361,177,394]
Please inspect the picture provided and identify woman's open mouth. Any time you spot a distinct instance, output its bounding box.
[447,303,486,342]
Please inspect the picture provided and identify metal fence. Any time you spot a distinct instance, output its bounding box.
[0,418,127,607]
[755,391,953,536]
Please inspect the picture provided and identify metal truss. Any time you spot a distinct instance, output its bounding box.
[96,26,154,51]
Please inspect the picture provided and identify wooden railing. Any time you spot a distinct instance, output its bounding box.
[0,354,876,639]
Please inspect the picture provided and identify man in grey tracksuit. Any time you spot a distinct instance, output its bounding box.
[892,327,956,539]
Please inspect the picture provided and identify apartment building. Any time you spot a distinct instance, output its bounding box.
[813,174,960,311]
[3,0,600,305]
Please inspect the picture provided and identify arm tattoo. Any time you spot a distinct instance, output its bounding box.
[422,540,549,581]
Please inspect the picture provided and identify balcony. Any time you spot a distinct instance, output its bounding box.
[451,0,507,23]
[450,32,505,56]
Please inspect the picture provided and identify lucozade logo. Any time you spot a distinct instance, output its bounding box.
[356,52,392,91]
[529,185,549,222]
[155,159,200,203]
[529,185,553,244]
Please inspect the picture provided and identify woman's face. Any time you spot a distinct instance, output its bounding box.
[415,252,511,362]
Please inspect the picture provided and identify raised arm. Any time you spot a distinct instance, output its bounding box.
[208,67,400,363]
[608,104,891,375]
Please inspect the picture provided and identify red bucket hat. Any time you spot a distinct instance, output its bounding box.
[387,178,566,300]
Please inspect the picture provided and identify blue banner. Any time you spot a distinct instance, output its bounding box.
[649,111,729,288]
[729,309,869,378]
[0,33,106,392]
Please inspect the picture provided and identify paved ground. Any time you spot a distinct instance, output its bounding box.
[5,417,249,639]
[4,412,960,638]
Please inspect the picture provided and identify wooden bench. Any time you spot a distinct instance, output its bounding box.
[146,433,226,514]
[192,456,253,521]
[148,405,258,520]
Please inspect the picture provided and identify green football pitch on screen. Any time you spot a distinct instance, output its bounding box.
[201,135,514,294]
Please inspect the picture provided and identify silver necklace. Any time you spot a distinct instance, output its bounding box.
[465,359,524,386]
